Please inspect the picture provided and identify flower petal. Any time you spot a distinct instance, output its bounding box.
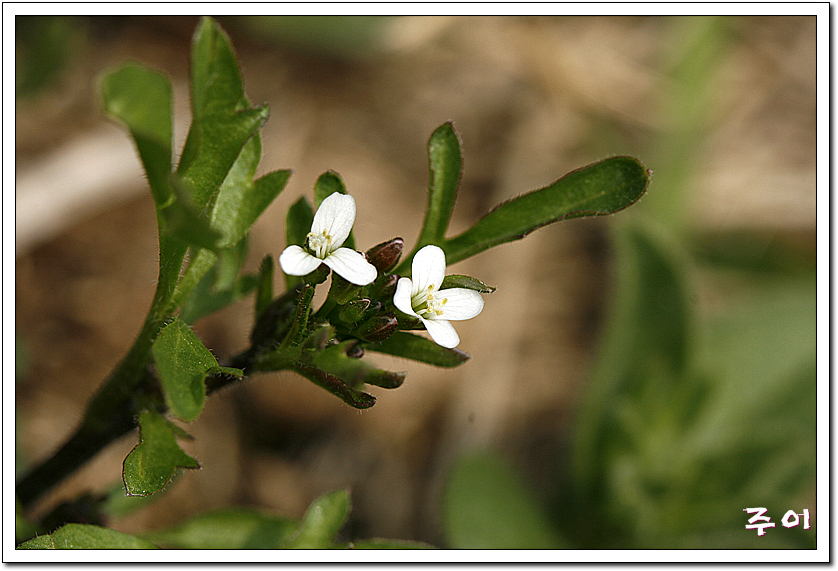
[411,244,446,296]
[421,317,460,348]
[436,288,484,321]
[393,277,420,318]
[311,192,355,250]
[279,245,323,276]
[322,247,378,285]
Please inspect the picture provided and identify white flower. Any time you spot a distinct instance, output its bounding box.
[393,245,484,348]
[279,193,378,286]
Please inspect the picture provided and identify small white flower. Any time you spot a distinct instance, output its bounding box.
[393,244,484,348]
[279,193,378,286]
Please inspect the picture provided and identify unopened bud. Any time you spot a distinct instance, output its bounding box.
[338,298,371,324]
[356,314,398,342]
[369,274,399,299]
[329,273,361,305]
[366,238,404,273]
[303,263,330,285]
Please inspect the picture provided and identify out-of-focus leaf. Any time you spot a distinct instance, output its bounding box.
[284,196,315,289]
[443,156,649,266]
[122,411,199,497]
[284,489,351,549]
[443,452,567,549]
[254,255,274,319]
[144,508,298,549]
[179,272,259,326]
[367,331,470,368]
[189,16,247,119]
[440,274,496,293]
[313,170,354,249]
[348,539,436,549]
[100,62,172,208]
[17,524,158,549]
[152,318,220,421]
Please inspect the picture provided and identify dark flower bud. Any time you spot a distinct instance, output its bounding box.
[356,313,398,342]
[345,341,365,359]
[366,237,404,273]
[369,274,399,300]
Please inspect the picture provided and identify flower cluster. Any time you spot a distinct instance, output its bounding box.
[279,192,488,348]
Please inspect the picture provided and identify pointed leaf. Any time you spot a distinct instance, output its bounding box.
[367,331,470,367]
[443,156,649,265]
[312,341,405,390]
[294,363,376,409]
[100,62,172,208]
[18,524,158,549]
[152,318,219,421]
[189,16,247,119]
[284,489,351,549]
[122,411,199,497]
[440,274,496,293]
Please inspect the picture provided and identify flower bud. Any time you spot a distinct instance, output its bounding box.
[369,274,399,300]
[338,298,371,324]
[366,237,404,273]
[329,273,361,305]
[356,313,398,342]
[303,263,330,285]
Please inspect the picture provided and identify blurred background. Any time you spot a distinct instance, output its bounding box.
[15,15,816,548]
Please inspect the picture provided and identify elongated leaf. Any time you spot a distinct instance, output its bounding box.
[189,16,247,119]
[440,274,496,293]
[417,122,462,247]
[122,411,199,497]
[314,170,355,249]
[17,524,158,549]
[443,452,567,549]
[145,508,298,549]
[294,362,376,409]
[152,318,220,421]
[367,331,470,368]
[443,156,649,265]
[100,63,172,207]
[179,272,258,324]
[254,255,274,319]
[284,489,351,549]
[313,341,405,389]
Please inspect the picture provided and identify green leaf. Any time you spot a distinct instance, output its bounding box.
[416,122,462,248]
[367,331,470,368]
[293,362,377,410]
[122,411,199,497]
[100,62,172,208]
[443,452,567,549]
[255,255,275,319]
[144,508,298,549]
[440,274,496,293]
[152,318,221,421]
[284,489,351,549]
[443,156,649,265]
[314,170,355,249]
[189,17,247,119]
[18,524,158,549]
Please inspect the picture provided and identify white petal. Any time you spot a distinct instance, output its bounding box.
[393,277,420,318]
[323,247,378,285]
[311,193,355,250]
[279,245,323,276]
[422,318,460,348]
[436,288,484,321]
[411,244,446,295]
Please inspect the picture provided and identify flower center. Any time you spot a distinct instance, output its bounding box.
[413,284,447,318]
[307,230,333,259]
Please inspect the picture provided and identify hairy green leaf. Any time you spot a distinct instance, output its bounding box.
[152,318,220,421]
[417,122,462,248]
[440,274,496,293]
[367,331,470,368]
[122,411,199,497]
[18,524,158,549]
[100,63,172,208]
[443,156,649,265]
